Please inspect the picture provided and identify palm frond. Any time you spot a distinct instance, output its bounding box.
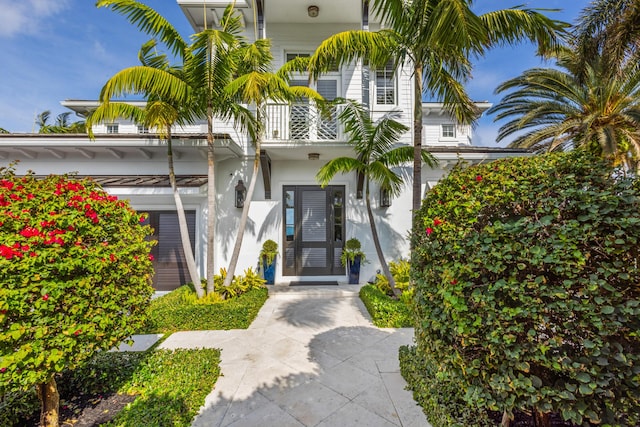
[96,0,187,57]
[316,157,365,187]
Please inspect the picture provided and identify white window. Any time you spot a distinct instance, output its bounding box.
[441,124,456,138]
[375,61,396,105]
[137,125,150,134]
[106,124,119,134]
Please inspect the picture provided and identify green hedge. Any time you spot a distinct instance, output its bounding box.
[399,345,493,427]
[2,349,221,427]
[142,286,269,333]
[411,151,640,425]
[359,284,413,328]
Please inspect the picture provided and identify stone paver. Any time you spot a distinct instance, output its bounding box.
[158,284,431,427]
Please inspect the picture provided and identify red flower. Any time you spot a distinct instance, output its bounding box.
[476,175,482,182]
[110,254,116,262]
[133,255,139,261]
[0,179,14,190]
[0,367,6,373]
[426,227,433,236]
[74,329,82,336]
[9,194,21,201]
[42,294,49,301]
[0,310,6,314]
[20,227,41,238]
[148,254,154,261]
[433,218,443,226]
[30,252,37,257]
[0,245,14,259]
[26,193,34,200]
[139,216,146,223]
[450,279,458,285]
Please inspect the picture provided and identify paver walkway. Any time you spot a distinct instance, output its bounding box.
[159,284,430,427]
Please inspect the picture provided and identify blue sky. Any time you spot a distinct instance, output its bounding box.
[0,0,590,145]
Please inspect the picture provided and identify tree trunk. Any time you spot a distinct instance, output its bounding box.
[412,66,424,219]
[38,376,59,427]
[223,138,261,288]
[533,409,551,427]
[166,126,202,297]
[365,178,400,297]
[501,410,512,427]
[206,107,216,294]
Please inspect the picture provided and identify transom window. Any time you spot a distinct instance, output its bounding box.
[106,124,119,134]
[441,124,456,138]
[375,61,395,105]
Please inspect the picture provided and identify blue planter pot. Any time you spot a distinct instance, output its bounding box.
[262,256,276,285]
[348,255,361,284]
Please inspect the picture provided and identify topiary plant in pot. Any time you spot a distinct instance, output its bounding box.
[341,238,366,284]
[259,239,278,285]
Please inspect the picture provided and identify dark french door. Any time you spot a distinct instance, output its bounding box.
[283,185,345,276]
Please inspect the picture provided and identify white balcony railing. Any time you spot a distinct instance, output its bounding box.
[264,103,343,143]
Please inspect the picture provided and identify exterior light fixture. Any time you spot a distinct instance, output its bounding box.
[235,179,246,208]
[307,5,319,17]
[380,187,391,207]
[308,152,320,160]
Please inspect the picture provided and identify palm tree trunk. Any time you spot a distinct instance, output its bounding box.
[38,376,59,427]
[166,126,202,296]
[206,108,216,295]
[223,138,261,288]
[365,178,399,297]
[501,410,512,427]
[412,66,424,218]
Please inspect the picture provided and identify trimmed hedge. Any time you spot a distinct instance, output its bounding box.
[411,151,640,425]
[359,284,413,328]
[142,286,269,333]
[399,345,493,427]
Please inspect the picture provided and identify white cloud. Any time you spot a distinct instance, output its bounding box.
[0,0,69,37]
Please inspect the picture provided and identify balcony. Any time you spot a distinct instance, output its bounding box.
[264,103,344,144]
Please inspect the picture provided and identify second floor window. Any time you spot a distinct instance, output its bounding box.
[106,124,119,134]
[375,61,395,105]
[441,124,456,138]
[137,125,150,134]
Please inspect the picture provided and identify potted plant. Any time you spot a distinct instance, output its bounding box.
[259,239,278,285]
[341,238,366,284]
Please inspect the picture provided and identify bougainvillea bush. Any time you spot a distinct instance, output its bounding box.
[410,151,640,426]
[0,166,154,426]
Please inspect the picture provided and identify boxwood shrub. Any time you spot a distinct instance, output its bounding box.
[410,151,640,425]
[359,284,413,328]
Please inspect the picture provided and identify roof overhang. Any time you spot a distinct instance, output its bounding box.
[423,101,493,118]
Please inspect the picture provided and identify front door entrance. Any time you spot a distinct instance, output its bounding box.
[283,185,345,276]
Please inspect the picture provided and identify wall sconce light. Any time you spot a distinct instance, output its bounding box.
[308,152,320,160]
[380,187,391,207]
[307,5,319,17]
[235,179,246,208]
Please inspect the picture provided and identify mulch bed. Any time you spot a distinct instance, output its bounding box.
[22,392,136,427]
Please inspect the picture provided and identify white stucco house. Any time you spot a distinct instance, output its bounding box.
[0,0,528,290]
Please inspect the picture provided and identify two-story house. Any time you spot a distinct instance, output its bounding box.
[0,0,527,290]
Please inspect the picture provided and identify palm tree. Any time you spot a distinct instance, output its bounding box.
[86,40,203,295]
[488,47,640,172]
[97,0,255,294]
[316,100,435,296]
[0,128,8,134]
[308,0,565,214]
[221,45,324,288]
[36,111,85,134]
[574,0,640,81]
